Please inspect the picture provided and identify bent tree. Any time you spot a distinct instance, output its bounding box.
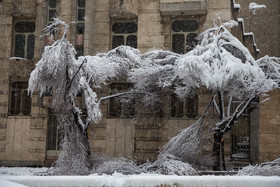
[28,19,280,174]
[129,20,280,170]
[28,19,141,174]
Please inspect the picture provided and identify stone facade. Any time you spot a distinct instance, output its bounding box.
[0,0,279,167]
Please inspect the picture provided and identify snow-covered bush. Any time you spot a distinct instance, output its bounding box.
[93,157,141,175]
[141,154,198,176]
[238,164,280,176]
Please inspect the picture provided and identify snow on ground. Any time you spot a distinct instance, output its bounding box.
[0,167,280,187]
[0,167,48,176]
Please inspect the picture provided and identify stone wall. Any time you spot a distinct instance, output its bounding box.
[233,0,280,163]
[259,90,280,162]
[234,0,279,57]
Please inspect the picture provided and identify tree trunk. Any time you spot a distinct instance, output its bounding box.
[213,132,222,171]
[73,110,92,169]
[221,135,226,170]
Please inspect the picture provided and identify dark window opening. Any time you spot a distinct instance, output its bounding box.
[49,10,56,21]
[14,21,35,60]
[170,93,198,119]
[170,94,184,118]
[49,0,57,8]
[78,0,85,7]
[77,23,85,34]
[185,94,198,118]
[230,100,250,160]
[112,22,137,34]
[127,35,137,48]
[9,82,31,115]
[172,20,198,32]
[75,45,84,58]
[14,34,25,58]
[78,9,85,21]
[171,20,198,54]
[112,21,137,49]
[15,22,35,33]
[108,83,135,118]
[186,33,198,52]
[47,113,62,150]
[172,34,184,54]
[112,36,125,49]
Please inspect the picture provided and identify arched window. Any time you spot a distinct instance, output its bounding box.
[111,21,137,49]
[171,20,198,54]
[13,21,35,60]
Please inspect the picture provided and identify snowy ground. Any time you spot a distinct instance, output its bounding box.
[0,167,280,187]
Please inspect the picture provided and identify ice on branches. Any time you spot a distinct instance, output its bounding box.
[28,18,280,175]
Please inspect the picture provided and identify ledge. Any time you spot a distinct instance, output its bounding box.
[160,1,207,16]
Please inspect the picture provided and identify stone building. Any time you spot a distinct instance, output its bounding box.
[0,0,279,168]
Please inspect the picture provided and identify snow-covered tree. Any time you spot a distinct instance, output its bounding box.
[28,19,141,175]
[29,18,280,174]
[129,20,280,170]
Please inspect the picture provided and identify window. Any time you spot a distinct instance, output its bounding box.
[171,20,198,54]
[230,100,250,160]
[48,0,58,22]
[47,113,62,151]
[75,0,85,57]
[47,110,86,154]
[9,82,31,115]
[13,21,35,60]
[170,93,198,118]
[108,83,135,118]
[45,0,59,46]
[111,21,137,49]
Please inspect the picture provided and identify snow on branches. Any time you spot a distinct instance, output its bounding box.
[28,19,280,175]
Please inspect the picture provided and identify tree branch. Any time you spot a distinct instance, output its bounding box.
[211,93,221,119]
[98,90,134,105]
[236,97,253,119]
[66,58,87,93]
[218,91,225,120]
[227,96,233,118]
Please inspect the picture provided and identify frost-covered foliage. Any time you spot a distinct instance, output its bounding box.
[257,56,280,83]
[28,19,141,175]
[93,156,141,175]
[160,117,205,164]
[157,102,214,170]
[129,19,279,170]
[141,154,198,176]
[175,20,275,100]
[238,159,280,176]
[28,18,280,175]
[46,116,92,175]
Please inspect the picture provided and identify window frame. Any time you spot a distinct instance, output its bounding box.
[75,0,86,57]
[230,100,251,160]
[13,19,36,60]
[111,20,138,49]
[171,19,199,54]
[45,0,60,46]
[108,82,135,118]
[9,81,31,116]
[170,92,198,119]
